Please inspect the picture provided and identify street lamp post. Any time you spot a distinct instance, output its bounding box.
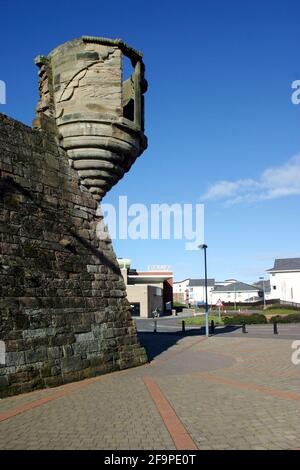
[199,244,209,337]
[259,276,266,310]
[234,284,236,311]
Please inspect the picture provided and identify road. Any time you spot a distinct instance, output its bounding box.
[134,314,300,340]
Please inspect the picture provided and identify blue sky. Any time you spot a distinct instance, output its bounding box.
[1,0,300,282]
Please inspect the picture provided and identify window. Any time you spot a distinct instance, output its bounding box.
[122,55,135,122]
[273,286,276,290]
[130,303,140,316]
[155,287,162,296]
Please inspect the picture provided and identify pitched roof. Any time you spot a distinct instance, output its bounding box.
[189,278,215,287]
[268,258,300,272]
[212,281,259,293]
[173,279,190,285]
[253,280,271,292]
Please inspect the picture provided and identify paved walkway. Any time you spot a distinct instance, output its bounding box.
[1,332,300,450]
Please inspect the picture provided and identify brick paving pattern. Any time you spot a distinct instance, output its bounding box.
[1,333,300,450]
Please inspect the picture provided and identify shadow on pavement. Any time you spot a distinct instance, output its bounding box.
[138,326,241,361]
[213,325,242,335]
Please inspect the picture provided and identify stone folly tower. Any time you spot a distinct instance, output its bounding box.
[0,37,148,397]
[34,36,148,200]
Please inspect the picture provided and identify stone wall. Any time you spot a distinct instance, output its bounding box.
[0,113,147,397]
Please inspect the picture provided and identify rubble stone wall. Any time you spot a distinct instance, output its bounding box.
[0,113,147,397]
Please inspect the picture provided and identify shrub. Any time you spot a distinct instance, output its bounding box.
[173,301,186,308]
[223,313,267,325]
[269,314,300,323]
[266,304,300,312]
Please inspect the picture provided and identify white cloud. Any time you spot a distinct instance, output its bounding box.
[202,154,300,204]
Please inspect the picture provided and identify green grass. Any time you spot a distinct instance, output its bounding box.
[218,304,260,311]
[264,308,300,315]
[176,307,300,327]
[180,314,224,326]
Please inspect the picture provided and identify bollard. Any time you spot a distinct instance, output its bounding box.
[154,319,157,333]
[242,322,247,334]
[182,320,185,333]
[210,320,215,335]
[273,322,278,335]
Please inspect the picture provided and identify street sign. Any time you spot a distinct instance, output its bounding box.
[216,299,224,323]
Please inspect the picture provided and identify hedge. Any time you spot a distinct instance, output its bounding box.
[173,301,186,308]
[223,314,267,325]
[266,304,300,312]
[269,314,300,323]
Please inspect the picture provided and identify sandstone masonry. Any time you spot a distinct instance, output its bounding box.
[0,37,148,397]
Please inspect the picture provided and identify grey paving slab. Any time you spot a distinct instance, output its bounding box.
[1,331,300,450]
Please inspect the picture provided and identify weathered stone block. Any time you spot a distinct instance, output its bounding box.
[62,344,73,357]
[61,356,89,374]
[23,327,56,339]
[47,346,62,359]
[75,332,94,342]
[25,347,48,364]
[0,376,9,388]
[6,351,25,367]
[102,328,115,339]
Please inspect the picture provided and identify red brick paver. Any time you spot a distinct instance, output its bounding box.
[143,377,198,450]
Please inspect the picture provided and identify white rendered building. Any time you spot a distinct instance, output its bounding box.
[267,258,300,305]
